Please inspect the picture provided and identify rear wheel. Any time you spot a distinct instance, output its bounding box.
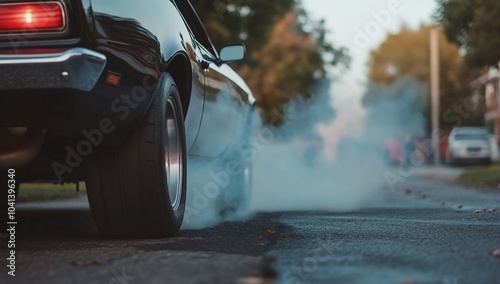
[85,74,186,238]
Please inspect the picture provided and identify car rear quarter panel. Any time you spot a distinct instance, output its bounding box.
[84,0,203,148]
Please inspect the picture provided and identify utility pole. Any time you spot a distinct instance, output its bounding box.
[430,27,441,165]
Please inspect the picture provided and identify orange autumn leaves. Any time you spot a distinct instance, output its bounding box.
[369,25,463,86]
[239,13,323,125]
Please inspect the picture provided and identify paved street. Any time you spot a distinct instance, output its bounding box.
[1,167,500,284]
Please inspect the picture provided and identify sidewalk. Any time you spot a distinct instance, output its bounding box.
[414,166,465,183]
[394,166,500,212]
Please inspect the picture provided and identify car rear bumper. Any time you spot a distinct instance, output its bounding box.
[0,48,106,92]
[453,152,491,159]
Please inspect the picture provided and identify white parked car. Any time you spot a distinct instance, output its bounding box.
[447,127,492,166]
[491,135,500,162]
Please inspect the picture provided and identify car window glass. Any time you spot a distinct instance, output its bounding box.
[173,0,218,58]
[454,134,488,141]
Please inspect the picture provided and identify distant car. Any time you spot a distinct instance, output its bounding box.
[446,127,492,166]
[490,135,500,162]
[0,0,255,238]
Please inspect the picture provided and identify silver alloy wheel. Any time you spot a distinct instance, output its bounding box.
[165,96,183,211]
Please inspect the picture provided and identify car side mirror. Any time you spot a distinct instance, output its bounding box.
[219,44,245,63]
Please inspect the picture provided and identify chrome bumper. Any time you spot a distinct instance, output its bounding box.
[0,48,106,92]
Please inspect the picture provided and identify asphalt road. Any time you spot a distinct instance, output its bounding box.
[1,167,500,284]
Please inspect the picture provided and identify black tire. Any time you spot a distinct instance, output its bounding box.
[85,74,187,238]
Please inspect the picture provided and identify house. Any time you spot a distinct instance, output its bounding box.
[470,66,500,146]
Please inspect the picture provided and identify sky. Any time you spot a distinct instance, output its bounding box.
[302,0,437,109]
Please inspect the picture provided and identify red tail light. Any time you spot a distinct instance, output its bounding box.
[0,2,66,33]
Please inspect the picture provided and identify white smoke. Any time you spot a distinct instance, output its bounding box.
[182,76,427,229]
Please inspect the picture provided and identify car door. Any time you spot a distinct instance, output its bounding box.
[170,0,208,152]
[188,47,244,158]
[174,0,251,158]
[183,41,207,151]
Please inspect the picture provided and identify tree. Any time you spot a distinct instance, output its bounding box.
[367,25,483,128]
[369,25,463,87]
[190,0,350,124]
[435,0,500,67]
[190,0,296,68]
[236,14,320,124]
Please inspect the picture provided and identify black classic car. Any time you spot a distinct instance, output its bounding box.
[0,0,255,238]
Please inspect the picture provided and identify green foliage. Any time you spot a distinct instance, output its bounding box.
[190,0,296,67]
[190,0,350,124]
[19,183,87,202]
[460,163,500,188]
[435,0,500,67]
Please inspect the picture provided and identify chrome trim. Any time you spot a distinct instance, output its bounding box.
[165,97,183,211]
[0,48,107,92]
